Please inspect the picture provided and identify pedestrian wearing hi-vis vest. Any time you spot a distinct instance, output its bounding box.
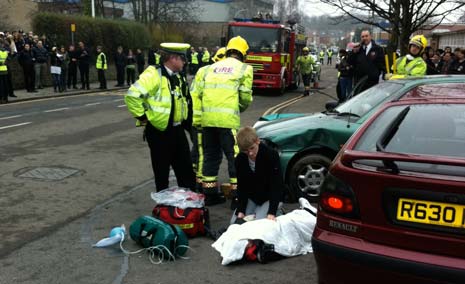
[327,49,333,65]
[319,50,325,64]
[189,46,199,75]
[96,45,107,89]
[125,43,195,192]
[191,36,253,206]
[190,47,227,192]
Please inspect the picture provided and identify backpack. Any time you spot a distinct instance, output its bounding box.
[152,205,209,237]
[129,215,188,260]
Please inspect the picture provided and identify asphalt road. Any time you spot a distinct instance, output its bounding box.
[0,64,339,284]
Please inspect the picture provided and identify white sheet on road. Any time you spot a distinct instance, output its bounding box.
[212,207,316,265]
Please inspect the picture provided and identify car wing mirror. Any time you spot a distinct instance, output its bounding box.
[325,101,338,112]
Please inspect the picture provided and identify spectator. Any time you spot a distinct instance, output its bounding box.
[136,48,145,77]
[18,43,36,93]
[59,46,69,92]
[443,46,452,56]
[95,45,107,90]
[449,48,465,74]
[5,35,16,98]
[40,35,50,51]
[454,47,461,60]
[50,46,63,92]
[348,30,385,93]
[126,49,136,86]
[25,31,34,46]
[0,39,11,104]
[114,46,125,87]
[14,31,25,52]
[78,41,90,90]
[337,49,353,102]
[32,40,48,89]
[426,53,442,75]
[441,52,453,74]
[32,35,39,47]
[67,44,78,89]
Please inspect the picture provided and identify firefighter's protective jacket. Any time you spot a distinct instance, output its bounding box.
[296,55,315,74]
[396,56,427,76]
[125,66,189,131]
[191,57,253,130]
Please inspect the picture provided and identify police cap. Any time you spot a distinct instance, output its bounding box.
[160,42,191,56]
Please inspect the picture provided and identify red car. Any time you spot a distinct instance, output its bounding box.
[312,95,465,283]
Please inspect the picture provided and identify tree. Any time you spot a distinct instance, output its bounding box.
[319,0,465,54]
[130,0,200,24]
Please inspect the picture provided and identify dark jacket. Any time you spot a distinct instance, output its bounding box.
[50,52,64,67]
[235,143,284,216]
[426,58,443,75]
[18,49,35,66]
[337,55,353,78]
[32,46,49,63]
[78,47,90,65]
[114,52,126,67]
[68,50,79,66]
[136,52,145,66]
[348,40,385,83]
[448,59,465,74]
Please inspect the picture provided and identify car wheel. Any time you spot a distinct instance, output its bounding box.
[288,154,332,202]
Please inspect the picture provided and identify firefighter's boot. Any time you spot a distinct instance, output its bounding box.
[202,181,226,206]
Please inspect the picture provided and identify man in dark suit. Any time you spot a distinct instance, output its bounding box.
[349,30,385,94]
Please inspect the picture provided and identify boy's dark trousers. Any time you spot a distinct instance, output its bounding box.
[97,69,106,89]
[23,64,35,91]
[79,63,90,89]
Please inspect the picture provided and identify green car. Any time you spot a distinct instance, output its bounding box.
[254,75,465,202]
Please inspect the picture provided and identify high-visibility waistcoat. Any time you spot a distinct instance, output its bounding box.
[327,51,333,57]
[296,55,315,74]
[96,52,107,70]
[191,57,253,129]
[202,50,210,63]
[319,51,325,58]
[125,66,189,131]
[155,53,161,65]
[0,50,8,72]
[396,56,426,76]
[191,52,199,65]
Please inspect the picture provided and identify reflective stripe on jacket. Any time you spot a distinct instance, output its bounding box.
[191,57,253,129]
[296,55,314,74]
[125,66,188,130]
[96,52,107,70]
[396,56,426,76]
[0,50,8,72]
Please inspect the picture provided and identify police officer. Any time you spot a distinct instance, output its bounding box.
[0,40,10,104]
[189,47,199,75]
[95,46,107,89]
[327,49,333,65]
[319,50,325,64]
[201,47,210,67]
[387,35,427,79]
[190,47,227,191]
[191,36,253,206]
[296,47,315,96]
[125,43,195,191]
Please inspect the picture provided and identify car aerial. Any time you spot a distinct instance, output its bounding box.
[254,76,465,202]
[312,95,465,283]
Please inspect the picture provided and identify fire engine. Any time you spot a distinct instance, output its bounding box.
[222,18,307,95]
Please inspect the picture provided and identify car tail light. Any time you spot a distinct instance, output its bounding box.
[319,173,359,218]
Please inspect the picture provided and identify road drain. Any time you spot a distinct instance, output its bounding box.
[15,166,83,181]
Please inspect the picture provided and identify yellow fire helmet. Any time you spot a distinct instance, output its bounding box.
[226,36,249,56]
[212,47,226,62]
[160,42,191,55]
[409,35,427,53]
[303,47,309,52]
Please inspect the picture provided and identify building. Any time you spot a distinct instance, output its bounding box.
[415,24,465,51]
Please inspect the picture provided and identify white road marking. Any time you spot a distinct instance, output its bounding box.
[117,105,126,108]
[113,98,124,102]
[0,122,32,130]
[44,107,70,113]
[85,102,102,106]
[0,115,22,121]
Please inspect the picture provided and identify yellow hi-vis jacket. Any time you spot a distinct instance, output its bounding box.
[191,52,199,65]
[125,66,189,131]
[191,57,253,130]
[155,53,161,65]
[395,56,427,76]
[96,52,107,70]
[0,50,8,73]
[202,50,210,64]
[190,65,209,127]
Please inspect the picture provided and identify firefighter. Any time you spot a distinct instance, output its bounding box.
[326,49,333,65]
[125,43,195,192]
[190,47,227,191]
[191,37,253,206]
[296,47,315,96]
[319,50,325,64]
[387,35,427,80]
[95,45,107,89]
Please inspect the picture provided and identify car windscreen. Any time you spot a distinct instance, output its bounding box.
[335,82,403,118]
[229,26,280,53]
[355,104,465,159]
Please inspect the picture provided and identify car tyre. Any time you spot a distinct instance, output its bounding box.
[288,154,332,203]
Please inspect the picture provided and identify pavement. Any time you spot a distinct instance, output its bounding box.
[7,80,128,104]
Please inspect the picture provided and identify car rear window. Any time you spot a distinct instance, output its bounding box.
[403,83,465,98]
[354,104,465,159]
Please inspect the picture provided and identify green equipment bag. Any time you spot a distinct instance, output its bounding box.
[129,215,189,259]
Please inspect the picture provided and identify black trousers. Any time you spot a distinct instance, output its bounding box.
[68,62,77,88]
[327,57,332,65]
[145,123,195,191]
[79,64,89,89]
[116,65,125,85]
[23,64,35,91]
[0,74,9,102]
[137,64,144,78]
[7,69,13,95]
[202,127,237,184]
[97,69,106,88]
[126,68,135,85]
